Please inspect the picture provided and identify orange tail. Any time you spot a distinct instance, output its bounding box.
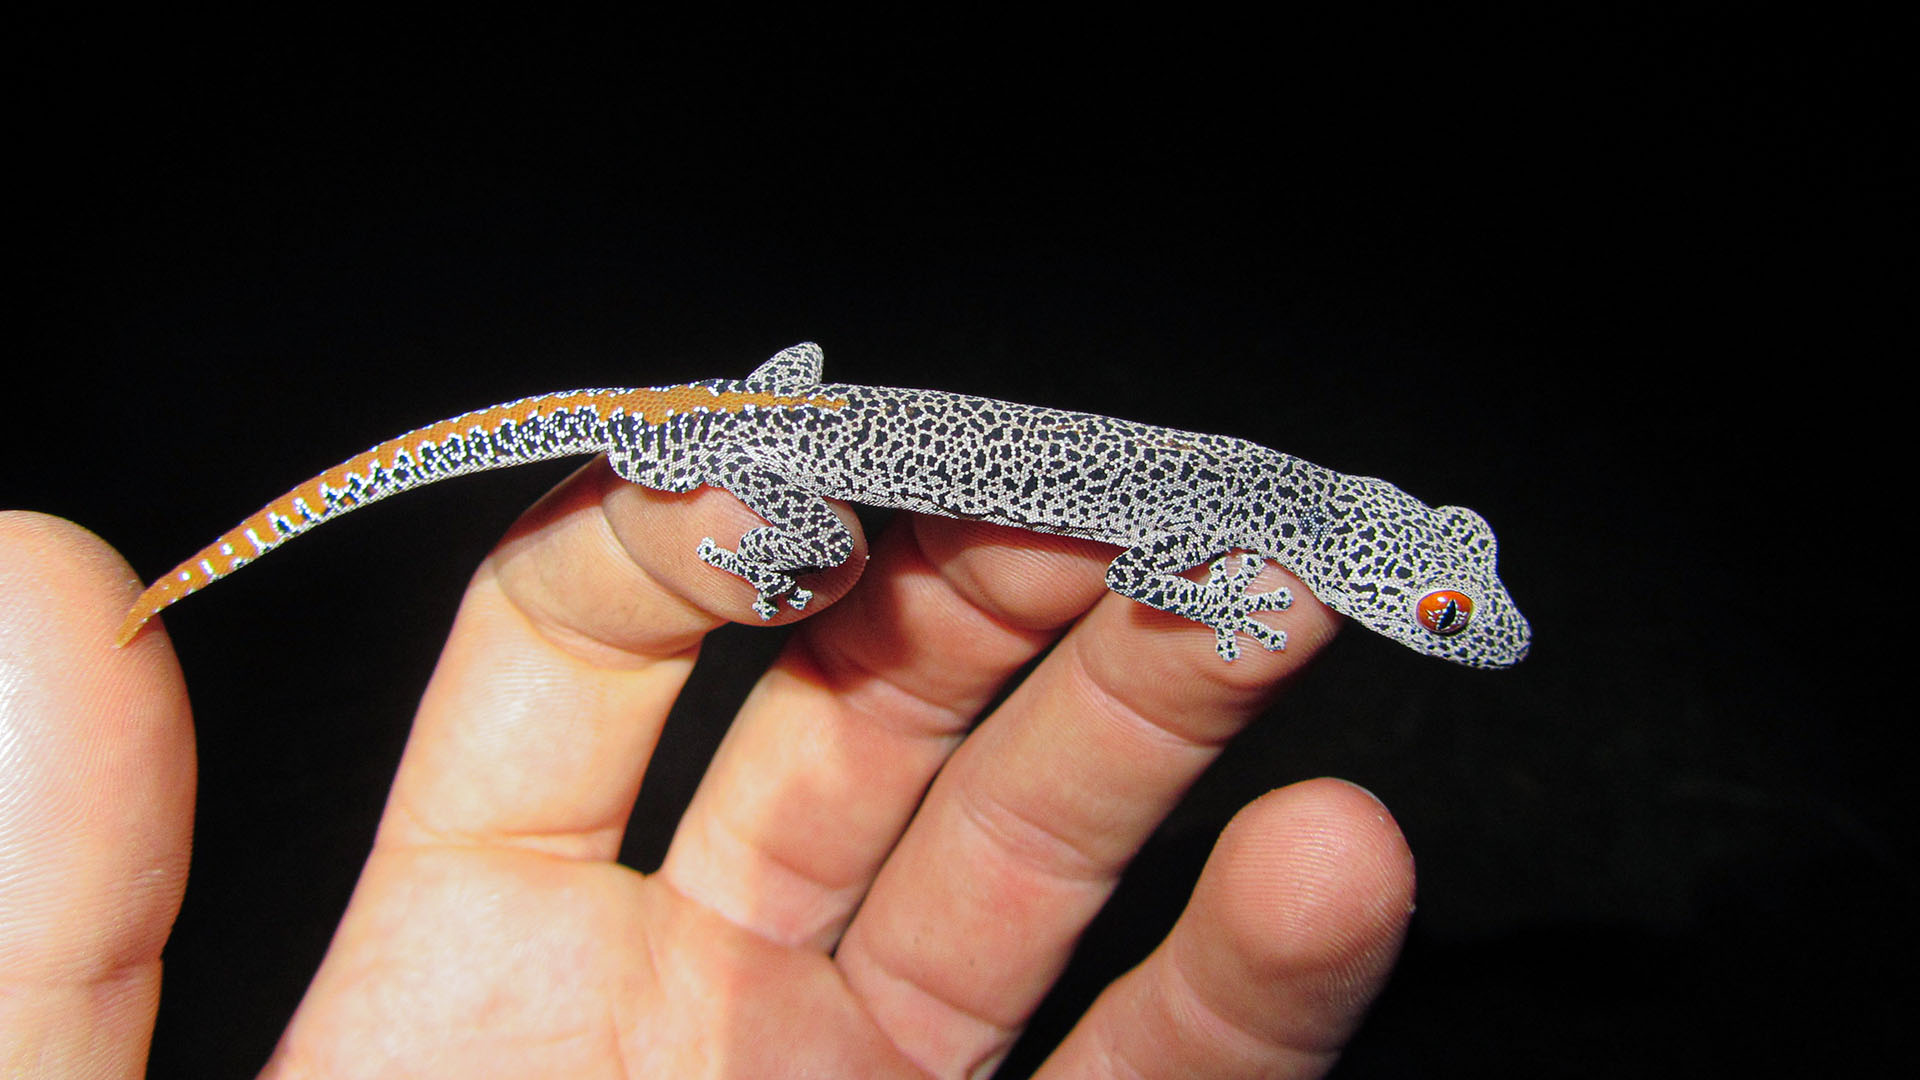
[114,389,636,645]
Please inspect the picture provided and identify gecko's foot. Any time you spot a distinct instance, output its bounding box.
[698,537,807,621]
[1203,555,1292,661]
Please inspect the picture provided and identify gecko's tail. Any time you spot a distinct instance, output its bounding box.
[115,389,635,646]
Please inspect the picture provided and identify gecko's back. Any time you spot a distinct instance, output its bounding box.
[769,383,1281,549]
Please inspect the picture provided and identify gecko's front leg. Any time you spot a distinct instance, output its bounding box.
[690,450,856,620]
[1105,535,1293,661]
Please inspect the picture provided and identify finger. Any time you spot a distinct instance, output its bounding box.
[271,466,871,1064]
[373,461,867,860]
[1036,781,1415,1079]
[0,512,196,1077]
[834,549,1341,1075]
[659,515,1115,947]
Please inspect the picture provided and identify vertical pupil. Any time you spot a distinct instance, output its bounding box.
[1417,590,1473,636]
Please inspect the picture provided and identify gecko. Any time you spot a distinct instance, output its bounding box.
[117,343,1531,668]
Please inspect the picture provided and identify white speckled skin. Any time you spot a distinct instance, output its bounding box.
[122,343,1530,667]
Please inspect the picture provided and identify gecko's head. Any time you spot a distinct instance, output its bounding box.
[1296,475,1531,668]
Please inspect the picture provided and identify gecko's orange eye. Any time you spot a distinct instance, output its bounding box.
[1415,590,1474,636]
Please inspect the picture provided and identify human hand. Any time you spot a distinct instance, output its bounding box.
[0,462,1413,1078]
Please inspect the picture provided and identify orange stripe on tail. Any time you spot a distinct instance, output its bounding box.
[114,383,845,646]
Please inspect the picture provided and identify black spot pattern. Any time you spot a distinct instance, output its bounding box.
[605,346,1528,667]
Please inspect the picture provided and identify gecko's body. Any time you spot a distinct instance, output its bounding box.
[119,344,1531,667]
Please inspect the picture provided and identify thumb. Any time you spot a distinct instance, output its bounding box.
[0,512,196,1078]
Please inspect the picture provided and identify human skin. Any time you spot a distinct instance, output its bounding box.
[0,459,1414,1078]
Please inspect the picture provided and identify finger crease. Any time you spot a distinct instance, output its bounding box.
[721,805,868,908]
[1165,928,1349,1065]
[380,798,622,860]
[862,944,1028,1052]
[958,779,1121,887]
[1078,651,1239,755]
[800,630,979,742]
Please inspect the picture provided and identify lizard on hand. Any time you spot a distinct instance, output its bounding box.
[118,343,1531,668]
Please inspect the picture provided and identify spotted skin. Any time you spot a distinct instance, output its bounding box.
[118,344,1531,667]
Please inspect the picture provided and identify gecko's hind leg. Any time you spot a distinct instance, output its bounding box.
[693,451,855,620]
[1106,536,1293,661]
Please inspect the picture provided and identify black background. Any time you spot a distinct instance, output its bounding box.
[9,9,1906,1076]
